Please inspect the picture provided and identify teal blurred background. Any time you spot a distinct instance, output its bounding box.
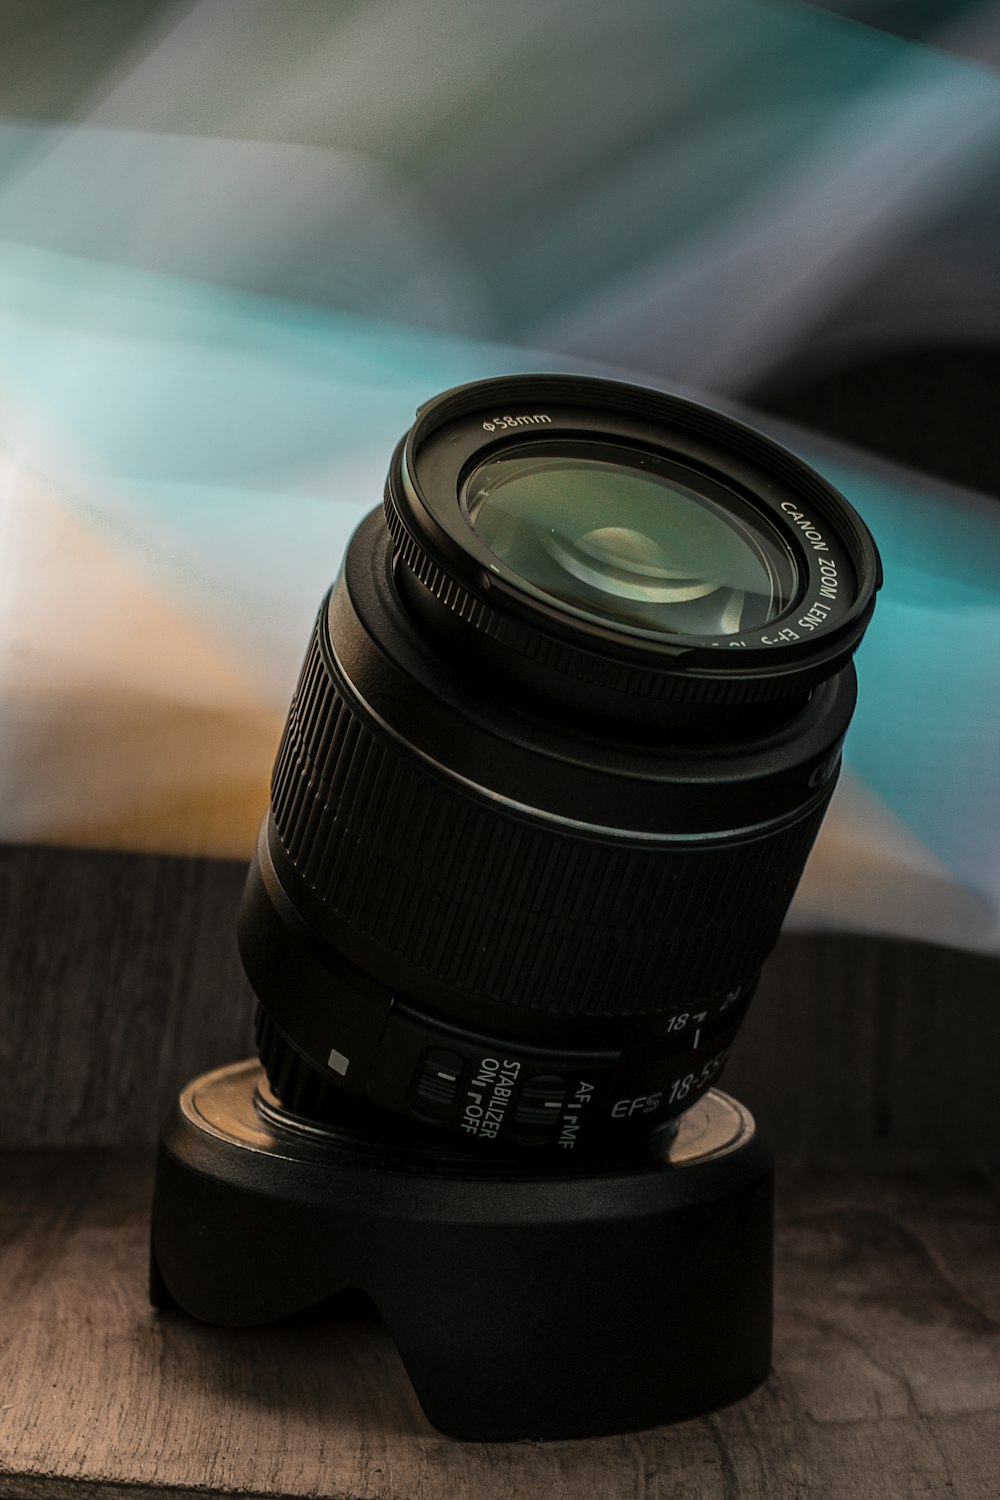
[0,0,997,952]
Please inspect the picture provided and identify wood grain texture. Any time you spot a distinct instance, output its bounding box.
[0,842,997,1159]
[0,845,254,1149]
[0,1152,998,1499]
[725,932,1000,1164]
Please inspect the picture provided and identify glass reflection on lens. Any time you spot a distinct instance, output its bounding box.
[464,445,796,638]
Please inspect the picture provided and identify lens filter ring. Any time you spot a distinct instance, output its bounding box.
[383,374,881,708]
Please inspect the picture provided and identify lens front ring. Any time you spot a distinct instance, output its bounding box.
[385,374,881,709]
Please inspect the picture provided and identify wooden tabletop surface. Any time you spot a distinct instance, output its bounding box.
[1,1151,997,1499]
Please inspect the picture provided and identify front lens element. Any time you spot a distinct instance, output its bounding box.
[464,442,797,638]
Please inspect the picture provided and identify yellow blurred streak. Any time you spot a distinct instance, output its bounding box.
[0,459,282,858]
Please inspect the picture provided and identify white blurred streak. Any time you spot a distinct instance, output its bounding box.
[85,0,501,329]
[0,452,16,504]
[0,125,486,332]
[532,4,1000,390]
[0,0,563,336]
[4,0,997,373]
[85,0,555,157]
[0,2,193,187]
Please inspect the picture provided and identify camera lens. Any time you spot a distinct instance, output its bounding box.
[238,374,881,1161]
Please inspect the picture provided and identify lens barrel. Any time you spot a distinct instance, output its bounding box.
[239,375,880,1161]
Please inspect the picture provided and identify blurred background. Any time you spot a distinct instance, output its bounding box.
[3,28,1000,1489]
[0,0,998,955]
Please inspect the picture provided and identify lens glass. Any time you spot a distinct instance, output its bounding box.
[464,442,797,637]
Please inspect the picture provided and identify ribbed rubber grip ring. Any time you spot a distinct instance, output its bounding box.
[269,611,831,1020]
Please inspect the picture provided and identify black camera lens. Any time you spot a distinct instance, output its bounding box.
[238,374,881,1161]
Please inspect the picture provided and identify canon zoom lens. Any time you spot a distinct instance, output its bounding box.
[239,375,881,1162]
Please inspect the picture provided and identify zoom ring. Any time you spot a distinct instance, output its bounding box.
[270,611,831,1021]
[255,1004,339,1120]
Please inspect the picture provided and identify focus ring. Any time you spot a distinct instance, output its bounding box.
[270,611,831,1021]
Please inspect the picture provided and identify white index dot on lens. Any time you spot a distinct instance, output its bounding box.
[327,1048,350,1076]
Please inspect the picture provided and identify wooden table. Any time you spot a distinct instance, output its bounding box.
[2,1151,997,1499]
